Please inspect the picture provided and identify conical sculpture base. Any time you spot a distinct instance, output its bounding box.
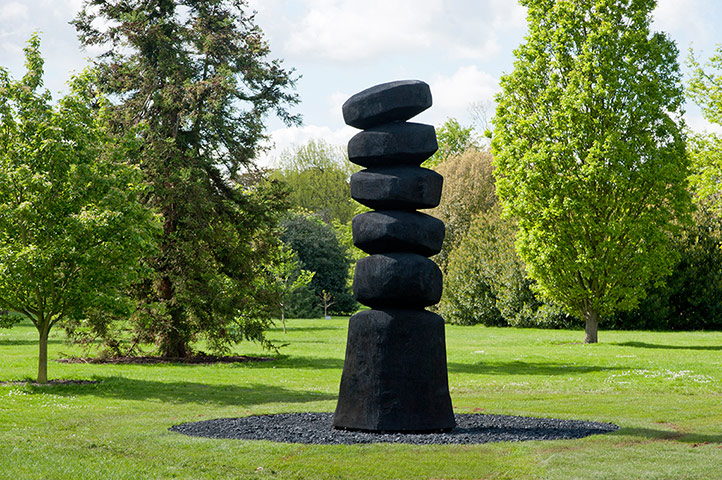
[333,309,455,432]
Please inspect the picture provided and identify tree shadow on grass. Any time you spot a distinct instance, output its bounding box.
[23,376,336,407]
[612,341,722,351]
[0,338,64,347]
[617,427,722,445]
[447,360,630,376]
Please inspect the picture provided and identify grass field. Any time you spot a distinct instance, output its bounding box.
[1,317,721,479]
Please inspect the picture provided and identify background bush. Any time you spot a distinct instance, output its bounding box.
[280,212,356,316]
[440,205,574,328]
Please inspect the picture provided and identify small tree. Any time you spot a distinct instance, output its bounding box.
[0,36,158,382]
[318,290,335,319]
[492,0,691,343]
[423,118,477,168]
[264,244,314,333]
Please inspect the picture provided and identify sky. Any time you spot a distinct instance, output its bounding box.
[1,0,721,166]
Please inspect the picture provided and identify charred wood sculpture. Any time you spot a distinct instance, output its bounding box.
[333,80,455,433]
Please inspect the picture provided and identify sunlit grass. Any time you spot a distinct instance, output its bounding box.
[1,317,721,479]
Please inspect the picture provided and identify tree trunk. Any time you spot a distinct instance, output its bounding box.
[158,275,188,358]
[584,309,599,344]
[164,308,188,358]
[281,309,286,334]
[37,323,50,384]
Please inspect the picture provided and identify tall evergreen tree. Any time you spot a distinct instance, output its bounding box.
[73,0,299,357]
[492,0,691,343]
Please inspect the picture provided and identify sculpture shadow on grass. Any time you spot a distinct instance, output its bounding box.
[447,360,631,376]
[611,341,722,351]
[22,376,335,407]
[227,356,344,370]
[270,325,343,333]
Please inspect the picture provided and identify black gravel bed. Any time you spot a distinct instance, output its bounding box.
[169,412,619,445]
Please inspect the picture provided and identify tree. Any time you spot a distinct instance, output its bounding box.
[73,0,299,357]
[428,149,497,273]
[272,140,358,224]
[262,244,314,333]
[687,45,722,211]
[423,118,477,168]
[0,36,158,382]
[318,290,336,319]
[280,211,356,315]
[492,0,691,343]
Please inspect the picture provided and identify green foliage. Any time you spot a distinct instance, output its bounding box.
[441,205,573,328]
[272,139,358,224]
[492,0,691,342]
[0,35,159,382]
[73,0,299,357]
[423,117,477,168]
[687,45,722,212]
[260,243,314,330]
[429,149,497,273]
[610,204,722,330]
[280,211,356,316]
[0,311,23,329]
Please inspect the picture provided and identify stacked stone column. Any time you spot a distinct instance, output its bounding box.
[333,80,455,433]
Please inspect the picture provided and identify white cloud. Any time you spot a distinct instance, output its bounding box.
[285,0,442,62]
[0,2,29,19]
[428,65,499,121]
[328,90,350,119]
[652,0,709,42]
[489,0,527,29]
[686,113,722,136]
[281,0,527,63]
[256,124,357,167]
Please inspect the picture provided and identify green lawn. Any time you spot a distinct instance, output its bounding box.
[1,317,721,479]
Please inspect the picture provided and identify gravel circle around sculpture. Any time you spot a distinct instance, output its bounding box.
[169,412,619,445]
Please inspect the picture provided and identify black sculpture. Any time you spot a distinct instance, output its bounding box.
[333,80,455,433]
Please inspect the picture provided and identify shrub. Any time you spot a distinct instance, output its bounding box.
[440,205,574,328]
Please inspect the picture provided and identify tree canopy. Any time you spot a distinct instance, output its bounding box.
[428,149,497,273]
[73,0,299,357]
[0,35,158,382]
[687,45,722,212]
[492,0,691,343]
[272,140,358,224]
[423,118,477,168]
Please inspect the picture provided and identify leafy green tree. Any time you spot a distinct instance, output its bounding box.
[429,149,497,273]
[423,118,477,168]
[272,140,358,224]
[492,0,691,343]
[0,36,158,382]
[262,244,314,332]
[280,211,356,316]
[73,0,299,357]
